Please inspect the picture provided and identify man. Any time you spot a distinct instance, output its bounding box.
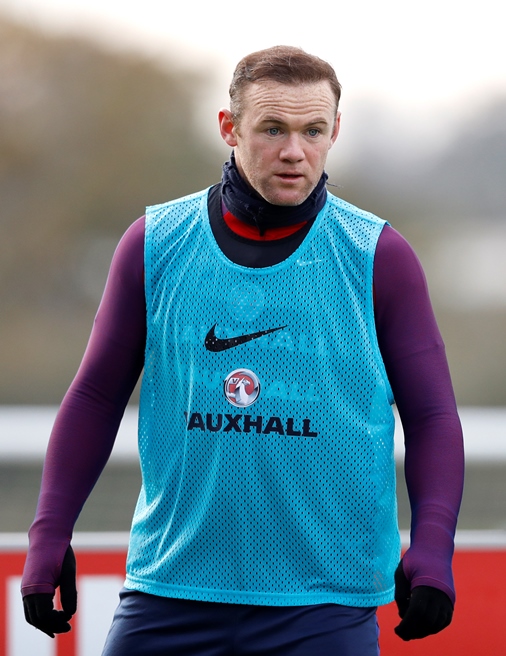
[22,46,464,655]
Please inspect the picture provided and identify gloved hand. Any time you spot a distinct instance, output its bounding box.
[23,545,77,638]
[394,559,453,641]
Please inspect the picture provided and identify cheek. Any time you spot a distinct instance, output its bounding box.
[312,146,330,168]
[246,148,270,174]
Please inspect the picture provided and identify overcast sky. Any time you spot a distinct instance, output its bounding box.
[1,0,505,110]
[1,0,505,158]
[1,2,505,310]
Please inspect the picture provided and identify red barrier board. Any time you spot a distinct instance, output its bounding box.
[2,546,506,655]
[377,549,506,654]
[0,549,127,656]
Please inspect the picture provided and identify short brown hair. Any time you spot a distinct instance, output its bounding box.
[229,46,342,122]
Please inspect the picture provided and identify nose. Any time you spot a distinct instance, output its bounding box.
[279,133,305,162]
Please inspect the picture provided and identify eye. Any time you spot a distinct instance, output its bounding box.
[267,127,281,136]
[307,128,321,137]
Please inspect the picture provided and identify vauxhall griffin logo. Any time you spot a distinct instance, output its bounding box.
[224,369,261,407]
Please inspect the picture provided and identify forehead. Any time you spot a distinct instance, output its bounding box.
[239,80,337,125]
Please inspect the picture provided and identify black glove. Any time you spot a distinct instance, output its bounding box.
[23,545,77,638]
[394,559,453,641]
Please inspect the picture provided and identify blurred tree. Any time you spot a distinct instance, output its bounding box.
[0,16,221,401]
[1,15,505,404]
[424,99,506,219]
[330,96,506,227]
[328,97,506,406]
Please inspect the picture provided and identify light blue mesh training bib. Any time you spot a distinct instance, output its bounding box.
[125,188,400,607]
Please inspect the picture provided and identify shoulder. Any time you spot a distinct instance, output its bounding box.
[377,224,417,256]
[109,216,145,284]
[374,226,435,329]
[144,189,212,245]
[146,188,210,221]
[117,216,145,257]
[325,192,387,229]
[376,225,428,285]
[122,215,146,240]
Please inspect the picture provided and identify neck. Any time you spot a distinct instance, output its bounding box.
[221,153,328,236]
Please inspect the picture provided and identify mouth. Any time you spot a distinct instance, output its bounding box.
[276,173,304,182]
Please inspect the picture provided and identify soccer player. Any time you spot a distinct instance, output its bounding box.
[22,46,464,655]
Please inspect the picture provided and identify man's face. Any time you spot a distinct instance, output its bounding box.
[219,80,340,206]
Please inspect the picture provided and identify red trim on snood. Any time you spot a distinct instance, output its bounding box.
[223,211,307,241]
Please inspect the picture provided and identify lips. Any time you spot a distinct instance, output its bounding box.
[276,173,304,181]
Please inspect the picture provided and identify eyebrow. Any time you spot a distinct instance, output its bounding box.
[259,116,331,127]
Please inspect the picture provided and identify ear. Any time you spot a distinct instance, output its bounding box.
[219,109,238,147]
[329,111,341,148]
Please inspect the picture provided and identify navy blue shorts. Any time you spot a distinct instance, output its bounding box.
[101,589,380,655]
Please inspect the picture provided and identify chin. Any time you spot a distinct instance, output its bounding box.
[262,190,308,207]
[268,184,316,207]
[278,199,305,207]
[274,196,306,207]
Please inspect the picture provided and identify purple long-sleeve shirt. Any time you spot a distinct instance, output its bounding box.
[22,205,464,604]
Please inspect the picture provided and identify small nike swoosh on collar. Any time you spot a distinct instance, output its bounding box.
[204,324,287,352]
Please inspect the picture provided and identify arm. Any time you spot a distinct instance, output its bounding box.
[374,225,464,638]
[21,217,146,633]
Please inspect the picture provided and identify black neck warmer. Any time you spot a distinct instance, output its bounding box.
[221,153,328,235]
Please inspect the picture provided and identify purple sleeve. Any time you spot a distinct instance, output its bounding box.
[22,218,464,603]
[21,217,146,597]
[374,225,464,604]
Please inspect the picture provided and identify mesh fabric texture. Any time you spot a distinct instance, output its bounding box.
[126,189,399,607]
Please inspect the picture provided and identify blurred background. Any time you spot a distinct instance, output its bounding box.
[1,5,505,653]
[0,0,505,530]
[1,0,505,406]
